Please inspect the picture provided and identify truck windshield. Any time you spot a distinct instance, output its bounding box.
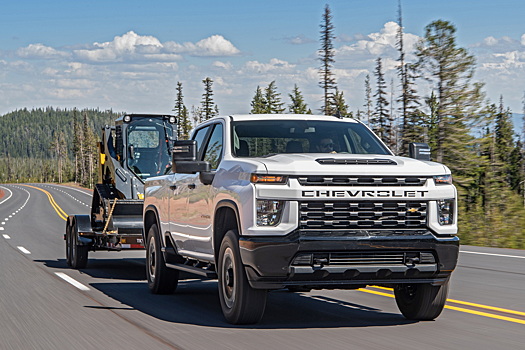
[127,118,174,180]
[231,119,391,157]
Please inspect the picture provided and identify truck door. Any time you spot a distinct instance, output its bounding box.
[168,125,211,253]
[185,123,223,256]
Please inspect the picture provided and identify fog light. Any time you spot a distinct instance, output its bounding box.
[292,254,313,265]
[437,199,454,225]
[256,200,284,226]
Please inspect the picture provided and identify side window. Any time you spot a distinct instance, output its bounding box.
[192,126,211,159]
[203,124,223,170]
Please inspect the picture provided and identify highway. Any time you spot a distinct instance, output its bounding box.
[0,183,524,350]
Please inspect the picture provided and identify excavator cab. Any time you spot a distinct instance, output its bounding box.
[65,114,177,269]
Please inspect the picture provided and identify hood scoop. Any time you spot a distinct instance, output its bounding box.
[316,158,398,165]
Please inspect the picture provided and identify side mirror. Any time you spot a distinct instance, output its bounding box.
[172,140,197,161]
[173,161,210,174]
[409,143,431,161]
[171,140,211,174]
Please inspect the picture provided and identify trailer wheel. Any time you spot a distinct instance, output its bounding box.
[146,224,178,294]
[394,280,449,320]
[67,220,89,269]
[65,222,72,266]
[218,230,267,324]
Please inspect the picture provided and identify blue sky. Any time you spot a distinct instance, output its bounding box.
[1,0,525,119]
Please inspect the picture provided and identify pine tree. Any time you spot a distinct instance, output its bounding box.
[264,81,284,114]
[288,84,310,114]
[250,86,266,114]
[400,63,423,152]
[363,74,373,126]
[201,77,217,121]
[332,89,350,117]
[415,20,484,166]
[318,4,337,115]
[494,96,516,187]
[396,1,421,154]
[372,57,391,142]
[173,82,191,139]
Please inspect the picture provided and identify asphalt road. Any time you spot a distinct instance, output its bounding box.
[0,183,524,350]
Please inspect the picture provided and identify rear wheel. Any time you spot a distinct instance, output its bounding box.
[218,230,267,324]
[67,220,88,269]
[146,224,179,294]
[394,280,449,320]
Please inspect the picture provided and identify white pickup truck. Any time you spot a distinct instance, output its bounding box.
[143,114,459,324]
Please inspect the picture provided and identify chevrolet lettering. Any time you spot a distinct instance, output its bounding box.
[143,114,459,325]
[301,190,429,198]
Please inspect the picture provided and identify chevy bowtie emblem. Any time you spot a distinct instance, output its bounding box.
[407,208,419,213]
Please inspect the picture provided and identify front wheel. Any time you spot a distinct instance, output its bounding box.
[218,230,267,325]
[394,280,449,320]
[146,224,179,294]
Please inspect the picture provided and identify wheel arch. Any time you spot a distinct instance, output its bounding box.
[213,200,241,261]
[143,205,161,243]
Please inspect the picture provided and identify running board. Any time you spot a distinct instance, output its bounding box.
[165,263,218,278]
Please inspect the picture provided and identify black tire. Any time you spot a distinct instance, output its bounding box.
[146,224,179,294]
[68,221,88,269]
[65,222,72,267]
[218,230,267,325]
[394,280,449,320]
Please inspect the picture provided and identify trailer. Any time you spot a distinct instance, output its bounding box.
[65,114,177,268]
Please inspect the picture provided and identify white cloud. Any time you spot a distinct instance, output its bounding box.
[165,35,240,57]
[241,58,296,74]
[285,35,315,45]
[213,61,233,70]
[72,31,239,63]
[16,44,69,59]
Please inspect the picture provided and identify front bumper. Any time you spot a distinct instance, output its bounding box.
[239,230,459,289]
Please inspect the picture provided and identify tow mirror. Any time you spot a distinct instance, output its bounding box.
[128,144,135,159]
[172,140,197,161]
[409,143,431,161]
[172,140,211,174]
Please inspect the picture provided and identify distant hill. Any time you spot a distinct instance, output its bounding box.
[0,107,122,160]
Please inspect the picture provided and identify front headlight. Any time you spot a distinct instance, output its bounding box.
[256,200,284,226]
[437,199,454,225]
[433,174,452,185]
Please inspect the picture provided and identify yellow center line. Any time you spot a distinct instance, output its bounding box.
[21,185,68,221]
[370,285,525,317]
[358,285,525,324]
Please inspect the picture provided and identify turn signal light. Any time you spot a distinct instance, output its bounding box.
[250,174,287,184]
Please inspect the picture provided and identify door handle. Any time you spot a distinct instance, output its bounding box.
[188,183,196,190]
[169,185,177,190]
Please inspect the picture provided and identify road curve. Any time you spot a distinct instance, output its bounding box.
[0,183,523,350]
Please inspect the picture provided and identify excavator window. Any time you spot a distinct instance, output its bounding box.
[125,119,173,180]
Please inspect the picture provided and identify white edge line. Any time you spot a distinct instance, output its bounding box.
[17,246,31,254]
[0,186,13,205]
[55,272,90,291]
[460,250,525,259]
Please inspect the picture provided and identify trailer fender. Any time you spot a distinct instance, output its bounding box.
[68,215,93,246]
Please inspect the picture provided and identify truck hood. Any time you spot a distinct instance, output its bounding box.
[251,153,449,176]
